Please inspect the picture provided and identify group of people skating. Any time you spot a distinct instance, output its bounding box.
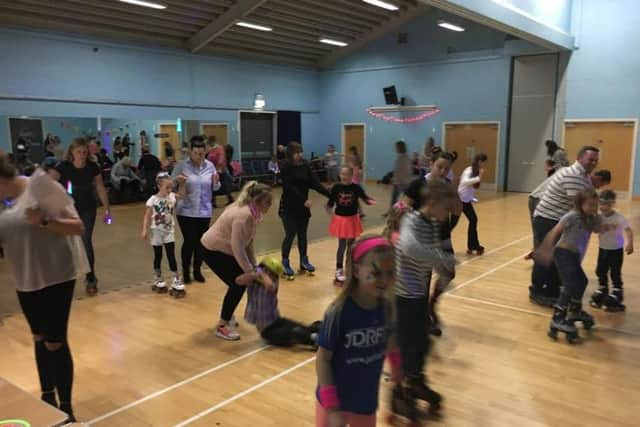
[0,134,633,426]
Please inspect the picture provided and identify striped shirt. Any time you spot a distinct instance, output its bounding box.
[244,277,279,331]
[534,162,592,221]
[395,211,456,298]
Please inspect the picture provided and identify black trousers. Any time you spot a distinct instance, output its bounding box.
[531,216,561,297]
[78,207,96,277]
[17,280,75,407]
[177,216,210,273]
[281,214,310,261]
[596,248,624,290]
[202,249,246,321]
[462,202,480,250]
[396,296,430,379]
[336,238,354,269]
[153,242,178,272]
[261,317,314,347]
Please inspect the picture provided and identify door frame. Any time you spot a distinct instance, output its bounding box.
[561,118,638,199]
[341,122,367,182]
[237,110,277,162]
[441,120,501,190]
[199,122,229,145]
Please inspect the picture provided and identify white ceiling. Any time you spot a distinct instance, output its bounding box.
[0,0,428,67]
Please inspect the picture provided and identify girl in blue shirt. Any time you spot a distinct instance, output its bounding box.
[315,235,401,427]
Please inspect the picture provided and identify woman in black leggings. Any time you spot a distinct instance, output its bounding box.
[0,155,86,422]
[279,142,330,278]
[200,181,273,341]
[457,153,488,255]
[54,137,111,295]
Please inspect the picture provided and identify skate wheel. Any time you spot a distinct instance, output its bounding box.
[583,321,594,330]
[548,327,558,340]
[430,327,442,337]
[566,332,579,344]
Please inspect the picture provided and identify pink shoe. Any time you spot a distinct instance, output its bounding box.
[215,324,240,341]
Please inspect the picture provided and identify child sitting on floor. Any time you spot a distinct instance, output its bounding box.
[236,256,320,348]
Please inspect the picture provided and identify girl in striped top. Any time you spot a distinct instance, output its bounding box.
[394,180,457,419]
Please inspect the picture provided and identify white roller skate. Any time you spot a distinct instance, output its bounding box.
[169,276,186,298]
[152,271,168,294]
[334,268,345,286]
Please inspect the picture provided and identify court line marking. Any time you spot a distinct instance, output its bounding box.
[173,356,316,427]
[85,234,531,424]
[446,251,531,295]
[447,293,640,336]
[86,345,270,425]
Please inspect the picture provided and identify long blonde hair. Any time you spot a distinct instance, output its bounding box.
[322,234,395,342]
[64,137,96,163]
[235,180,272,207]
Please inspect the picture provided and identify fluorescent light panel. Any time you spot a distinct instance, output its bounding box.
[362,0,399,11]
[236,21,273,32]
[319,38,348,47]
[118,0,166,9]
[438,20,465,32]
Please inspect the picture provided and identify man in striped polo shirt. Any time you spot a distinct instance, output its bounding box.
[530,145,600,306]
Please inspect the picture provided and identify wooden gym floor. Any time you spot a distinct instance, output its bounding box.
[1,185,639,426]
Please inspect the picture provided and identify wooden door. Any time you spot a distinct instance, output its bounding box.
[444,123,498,184]
[159,124,180,162]
[343,124,365,169]
[564,121,635,192]
[201,124,228,146]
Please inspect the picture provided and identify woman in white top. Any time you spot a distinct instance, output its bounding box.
[458,153,488,255]
[0,154,87,422]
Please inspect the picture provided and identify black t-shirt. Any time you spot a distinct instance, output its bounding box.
[56,160,100,212]
[328,183,370,217]
[138,153,161,174]
[278,161,330,218]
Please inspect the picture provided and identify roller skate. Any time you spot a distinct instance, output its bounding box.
[151,271,168,294]
[567,301,595,330]
[334,268,345,286]
[282,259,295,281]
[299,258,315,276]
[589,287,607,309]
[548,306,579,343]
[387,384,421,426]
[169,277,186,298]
[309,320,322,333]
[409,375,442,412]
[603,288,626,312]
[85,273,98,297]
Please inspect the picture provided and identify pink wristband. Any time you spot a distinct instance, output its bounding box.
[387,350,402,370]
[318,385,340,410]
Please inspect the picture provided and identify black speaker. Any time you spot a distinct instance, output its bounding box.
[383,85,398,105]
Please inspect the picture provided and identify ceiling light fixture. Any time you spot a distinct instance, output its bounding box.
[236,21,273,32]
[362,0,399,11]
[118,0,166,10]
[437,20,465,32]
[319,38,348,47]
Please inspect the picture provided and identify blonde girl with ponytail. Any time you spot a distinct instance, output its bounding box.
[200,181,273,340]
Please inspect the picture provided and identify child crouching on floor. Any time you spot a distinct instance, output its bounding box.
[236,256,320,348]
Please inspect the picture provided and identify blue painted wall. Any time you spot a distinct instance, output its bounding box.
[0,28,321,156]
[320,12,511,182]
[563,0,640,193]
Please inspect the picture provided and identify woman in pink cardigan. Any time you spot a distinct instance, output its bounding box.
[201,181,273,340]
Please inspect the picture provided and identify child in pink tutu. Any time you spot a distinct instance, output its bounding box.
[327,166,375,285]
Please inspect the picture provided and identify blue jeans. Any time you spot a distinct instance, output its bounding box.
[554,247,588,307]
[78,208,96,276]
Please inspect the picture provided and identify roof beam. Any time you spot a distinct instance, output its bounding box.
[318,3,428,68]
[187,0,268,53]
